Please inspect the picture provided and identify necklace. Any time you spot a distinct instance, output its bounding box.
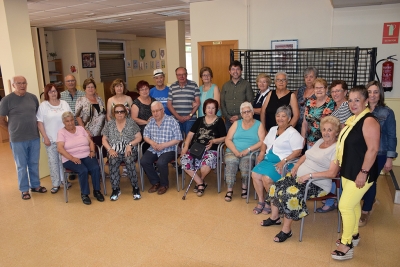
[276,125,291,138]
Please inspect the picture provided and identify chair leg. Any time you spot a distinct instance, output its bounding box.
[314,200,317,212]
[299,217,305,242]
[64,173,68,203]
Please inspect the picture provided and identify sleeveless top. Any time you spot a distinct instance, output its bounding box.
[253,90,269,121]
[264,90,292,131]
[228,119,261,152]
[111,102,130,115]
[132,97,156,133]
[199,84,221,117]
[340,113,379,183]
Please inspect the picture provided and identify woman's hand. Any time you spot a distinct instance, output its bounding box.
[384,158,394,173]
[291,164,299,176]
[274,160,285,175]
[206,140,214,151]
[233,150,242,158]
[43,137,51,146]
[108,148,118,158]
[256,154,264,164]
[86,129,92,137]
[355,172,367,189]
[71,157,81,164]
[297,174,311,184]
[125,145,132,157]
[89,151,96,158]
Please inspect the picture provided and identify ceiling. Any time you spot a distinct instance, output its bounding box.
[27,0,400,38]
[27,0,212,38]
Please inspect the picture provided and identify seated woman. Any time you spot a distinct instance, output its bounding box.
[262,116,340,243]
[102,104,142,201]
[57,111,105,205]
[180,99,226,197]
[224,102,265,202]
[252,106,303,214]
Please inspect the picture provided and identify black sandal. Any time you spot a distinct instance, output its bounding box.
[51,186,60,194]
[241,187,247,199]
[196,183,207,197]
[225,191,233,202]
[31,186,47,193]
[21,192,31,200]
[274,231,292,242]
[193,185,198,193]
[261,217,282,227]
[331,242,354,260]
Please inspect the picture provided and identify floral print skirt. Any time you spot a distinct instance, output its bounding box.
[181,150,218,171]
[267,172,328,220]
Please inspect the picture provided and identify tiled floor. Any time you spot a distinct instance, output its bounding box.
[0,141,399,266]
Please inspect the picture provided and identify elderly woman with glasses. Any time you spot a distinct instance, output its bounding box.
[102,104,142,201]
[224,102,265,202]
[252,106,303,215]
[37,83,72,194]
[301,78,335,149]
[198,67,221,117]
[261,72,299,132]
[253,73,272,121]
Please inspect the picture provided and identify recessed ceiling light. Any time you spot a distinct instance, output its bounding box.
[156,11,188,17]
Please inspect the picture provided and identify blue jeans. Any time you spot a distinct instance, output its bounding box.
[10,138,41,192]
[361,154,386,211]
[63,156,101,195]
[179,119,196,135]
[140,150,175,187]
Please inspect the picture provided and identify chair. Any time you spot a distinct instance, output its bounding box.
[299,177,341,242]
[140,142,181,192]
[100,143,144,193]
[181,142,225,192]
[61,145,106,203]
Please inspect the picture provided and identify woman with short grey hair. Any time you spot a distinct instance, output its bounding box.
[296,67,318,132]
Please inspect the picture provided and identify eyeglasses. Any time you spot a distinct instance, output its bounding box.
[314,86,326,90]
[331,89,344,94]
[276,79,287,83]
[48,90,58,94]
[115,110,126,114]
[151,108,164,113]
[202,74,211,77]
[241,110,252,114]
[15,82,27,86]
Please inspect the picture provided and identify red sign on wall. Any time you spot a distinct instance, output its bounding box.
[382,22,400,44]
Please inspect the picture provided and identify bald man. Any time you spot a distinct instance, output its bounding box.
[0,76,47,199]
[60,74,85,125]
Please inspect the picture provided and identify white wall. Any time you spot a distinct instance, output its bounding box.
[332,4,400,98]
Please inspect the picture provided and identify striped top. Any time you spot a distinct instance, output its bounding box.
[168,80,200,119]
[331,101,352,124]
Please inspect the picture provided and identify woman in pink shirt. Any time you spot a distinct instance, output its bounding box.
[57,111,104,205]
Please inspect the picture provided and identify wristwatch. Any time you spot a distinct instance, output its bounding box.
[189,113,193,117]
[128,143,133,147]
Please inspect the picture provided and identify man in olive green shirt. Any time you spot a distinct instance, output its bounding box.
[220,60,254,130]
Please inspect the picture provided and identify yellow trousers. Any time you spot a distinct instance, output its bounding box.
[339,177,373,244]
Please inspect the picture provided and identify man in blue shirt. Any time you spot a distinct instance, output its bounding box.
[140,101,182,195]
[149,69,171,116]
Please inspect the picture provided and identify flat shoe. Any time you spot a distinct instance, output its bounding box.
[81,194,91,205]
[196,183,207,197]
[157,186,168,195]
[21,192,31,200]
[51,186,60,194]
[253,202,265,215]
[224,191,233,202]
[31,186,47,193]
[274,231,292,242]
[148,183,160,193]
[93,190,105,202]
[261,217,281,227]
[316,204,337,213]
[359,212,369,227]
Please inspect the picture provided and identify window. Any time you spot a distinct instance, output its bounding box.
[98,41,126,82]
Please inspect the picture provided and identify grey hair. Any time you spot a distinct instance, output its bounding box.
[303,67,318,78]
[240,101,254,113]
[274,71,288,81]
[151,101,163,108]
[61,111,74,122]
[276,105,292,118]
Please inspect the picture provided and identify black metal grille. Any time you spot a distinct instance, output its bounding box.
[230,47,377,93]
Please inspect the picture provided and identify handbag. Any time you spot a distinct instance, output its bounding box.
[189,142,206,160]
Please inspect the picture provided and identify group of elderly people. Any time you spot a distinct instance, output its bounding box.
[33,65,395,261]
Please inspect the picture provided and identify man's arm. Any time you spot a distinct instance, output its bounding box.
[190,96,200,114]
[245,81,254,103]
[0,116,8,131]
[220,85,230,120]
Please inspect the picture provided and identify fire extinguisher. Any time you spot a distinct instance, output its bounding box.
[376,55,397,92]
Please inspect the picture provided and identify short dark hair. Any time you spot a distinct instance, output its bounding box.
[110,78,127,95]
[203,98,219,115]
[44,83,60,101]
[136,80,150,91]
[200,67,213,78]
[366,80,386,107]
[349,85,368,100]
[229,60,242,71]
[83,78,96,90]
[175,67,188,74]
[329,80,348,91]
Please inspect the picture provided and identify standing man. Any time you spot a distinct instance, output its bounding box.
[140,101,182,195]
[167,67,200,135]
[150,69,171,115]
[221,60,254,130]
[0,76,47,199]
[61,74,85,125]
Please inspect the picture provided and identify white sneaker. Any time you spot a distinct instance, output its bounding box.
[133,187,141,200]
[110,188,121,201]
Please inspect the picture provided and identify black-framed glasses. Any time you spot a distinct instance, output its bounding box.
[115,110,126,114]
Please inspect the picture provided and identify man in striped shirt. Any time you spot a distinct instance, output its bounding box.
[167,67,200,135]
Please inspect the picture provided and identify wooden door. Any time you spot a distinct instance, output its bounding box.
[197,40,238,89]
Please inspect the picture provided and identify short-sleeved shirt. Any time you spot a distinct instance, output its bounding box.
[143,114,183,156]
[57,126,90,163]
[150,86,171,115]
[36,100,72,142]
[102,118,140,154]
[168,80,200,119]
[75,96,106,137]
[331,101,352,124]
[189,116,227,151]
[0,92,39,142]
[60,89,85,125]
[264,126,304,160]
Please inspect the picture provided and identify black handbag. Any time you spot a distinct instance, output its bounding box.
[189,142,206,159]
